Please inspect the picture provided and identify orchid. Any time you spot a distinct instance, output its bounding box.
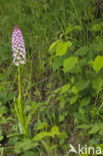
[12,25,28,137]
[12,25,26,66]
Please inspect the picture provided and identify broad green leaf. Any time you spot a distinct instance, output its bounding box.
[54,83,71,94]
[67,41,72,47]
[0,135,3,141]
[65,26,72,34]
[59,114,65,122]
[33,126,59,142]
[65,25,82,34]
[69,64,81,73]
[92,77,103,93]
[63,56,78,73]
[73,25,82,31]
[60,100,65,109]
[33,132,53,141]
[70,95,79,104]
[75,46,89,56]
[93,55,103,73]
[91,24,101,32]
[79,97,90,107]
[99,130,103,135]
[37,122,49,130]
[97,102,103,115]
[60,84,71,94]
[96,40,103,51]
[72,86,78,95]
[51,57,63,71]
[49,40,60,54]
[88,124,100,134]
[51,125,60,135]
[56,41,68,56]
[89,122,103,135]
[76,78,89,91]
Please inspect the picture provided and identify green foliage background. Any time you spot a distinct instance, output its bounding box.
[1,0,103,155]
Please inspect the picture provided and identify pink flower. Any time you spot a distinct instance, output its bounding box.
[12,25,26,66]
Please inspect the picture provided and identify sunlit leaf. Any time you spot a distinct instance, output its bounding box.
[56,41,68,56]
[93,55,103,73]
[63,56,78,73]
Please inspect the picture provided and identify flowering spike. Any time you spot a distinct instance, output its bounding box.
[12,25,26,66]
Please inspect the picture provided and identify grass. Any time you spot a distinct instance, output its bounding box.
[1,0,103,155]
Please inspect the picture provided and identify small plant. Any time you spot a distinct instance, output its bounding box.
[10,25,61,155]
[12,25,28,137]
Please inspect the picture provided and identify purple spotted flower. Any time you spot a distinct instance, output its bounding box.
[12,25,26,66]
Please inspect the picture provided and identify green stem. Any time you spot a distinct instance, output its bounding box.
[18,64,21,100]
[18,64,23,132]
[18,64,27,137]
[16,63,30,139]
[18,64,23,119]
